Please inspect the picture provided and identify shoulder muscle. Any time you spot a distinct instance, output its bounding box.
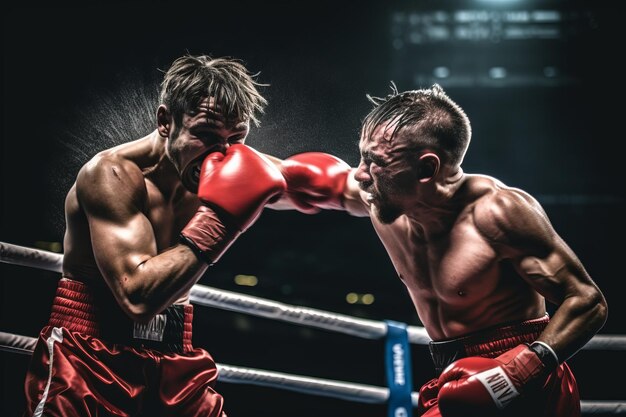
[474,187,554,256]
[76,153,147,219]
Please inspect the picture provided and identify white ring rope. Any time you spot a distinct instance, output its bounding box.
[0,331,623,414]
[1,241,625,350]
[0,331,411,406]
[190,283,431,343]
[0,242,63,274]
[1,241,625,414]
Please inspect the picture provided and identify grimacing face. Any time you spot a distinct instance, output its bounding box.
[356,121,420,224]
[166,97,250,193]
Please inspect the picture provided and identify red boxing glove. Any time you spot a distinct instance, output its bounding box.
[181,144,286,264]
[417,378,440,415]
[280,152,351,214]
[437,344,551,416]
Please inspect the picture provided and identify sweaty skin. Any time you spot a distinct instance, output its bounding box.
[62,97,249,323]
[336,120,605,362]
[263,84,604,416]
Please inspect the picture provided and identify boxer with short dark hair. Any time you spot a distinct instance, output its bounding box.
[267,83,608,416]
[22,54,285,417]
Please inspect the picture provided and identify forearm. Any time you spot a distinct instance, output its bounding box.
[115,244,208,323]
[512,216,609,362]
[538,283,608,362]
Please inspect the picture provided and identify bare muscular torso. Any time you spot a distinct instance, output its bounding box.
[363,175,545,341]
[62,132,200,305]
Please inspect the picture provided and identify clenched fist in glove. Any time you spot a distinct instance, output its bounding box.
[279,152,351,214]
[437,343,558,416]
[181,144,286,264]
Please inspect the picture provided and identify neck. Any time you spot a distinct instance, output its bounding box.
[144,131,188,200]
[405,167,466,239]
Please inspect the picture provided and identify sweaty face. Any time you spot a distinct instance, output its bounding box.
[355,121,419,224]
[167,97,250,193]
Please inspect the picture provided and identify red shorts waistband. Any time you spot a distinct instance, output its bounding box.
[48,278,194,353]
[428,315,549,375]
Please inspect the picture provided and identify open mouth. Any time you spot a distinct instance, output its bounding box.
[364,189,380,204]
[181,153,211,193]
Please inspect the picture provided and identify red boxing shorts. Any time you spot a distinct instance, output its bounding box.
[23,279,226,417]
[418,315,580,417]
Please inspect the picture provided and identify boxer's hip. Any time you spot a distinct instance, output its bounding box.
[48,278,193,353]
[428,315,550,375]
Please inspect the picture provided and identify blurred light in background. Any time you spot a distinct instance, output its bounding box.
[488,66,507,78]
[234,274,258,287]
[433,66,451,78]
[390,3,591,88]
[346,292,376,305]
[34,241,63,253]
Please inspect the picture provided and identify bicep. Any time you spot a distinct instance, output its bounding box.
[77,160,157,290]
[88,210,157,287]
[481,190,592,303]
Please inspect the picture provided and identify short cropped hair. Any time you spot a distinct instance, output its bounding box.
[362,83,472,167]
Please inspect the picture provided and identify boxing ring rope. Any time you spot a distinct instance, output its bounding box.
[2,241,623,349]
[1,241,625,414]
[0,330,402,405]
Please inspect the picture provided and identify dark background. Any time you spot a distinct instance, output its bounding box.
[2,1,624,416]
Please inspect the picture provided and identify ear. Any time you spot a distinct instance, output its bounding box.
[156,105,171,137]
[417,152,440,183]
